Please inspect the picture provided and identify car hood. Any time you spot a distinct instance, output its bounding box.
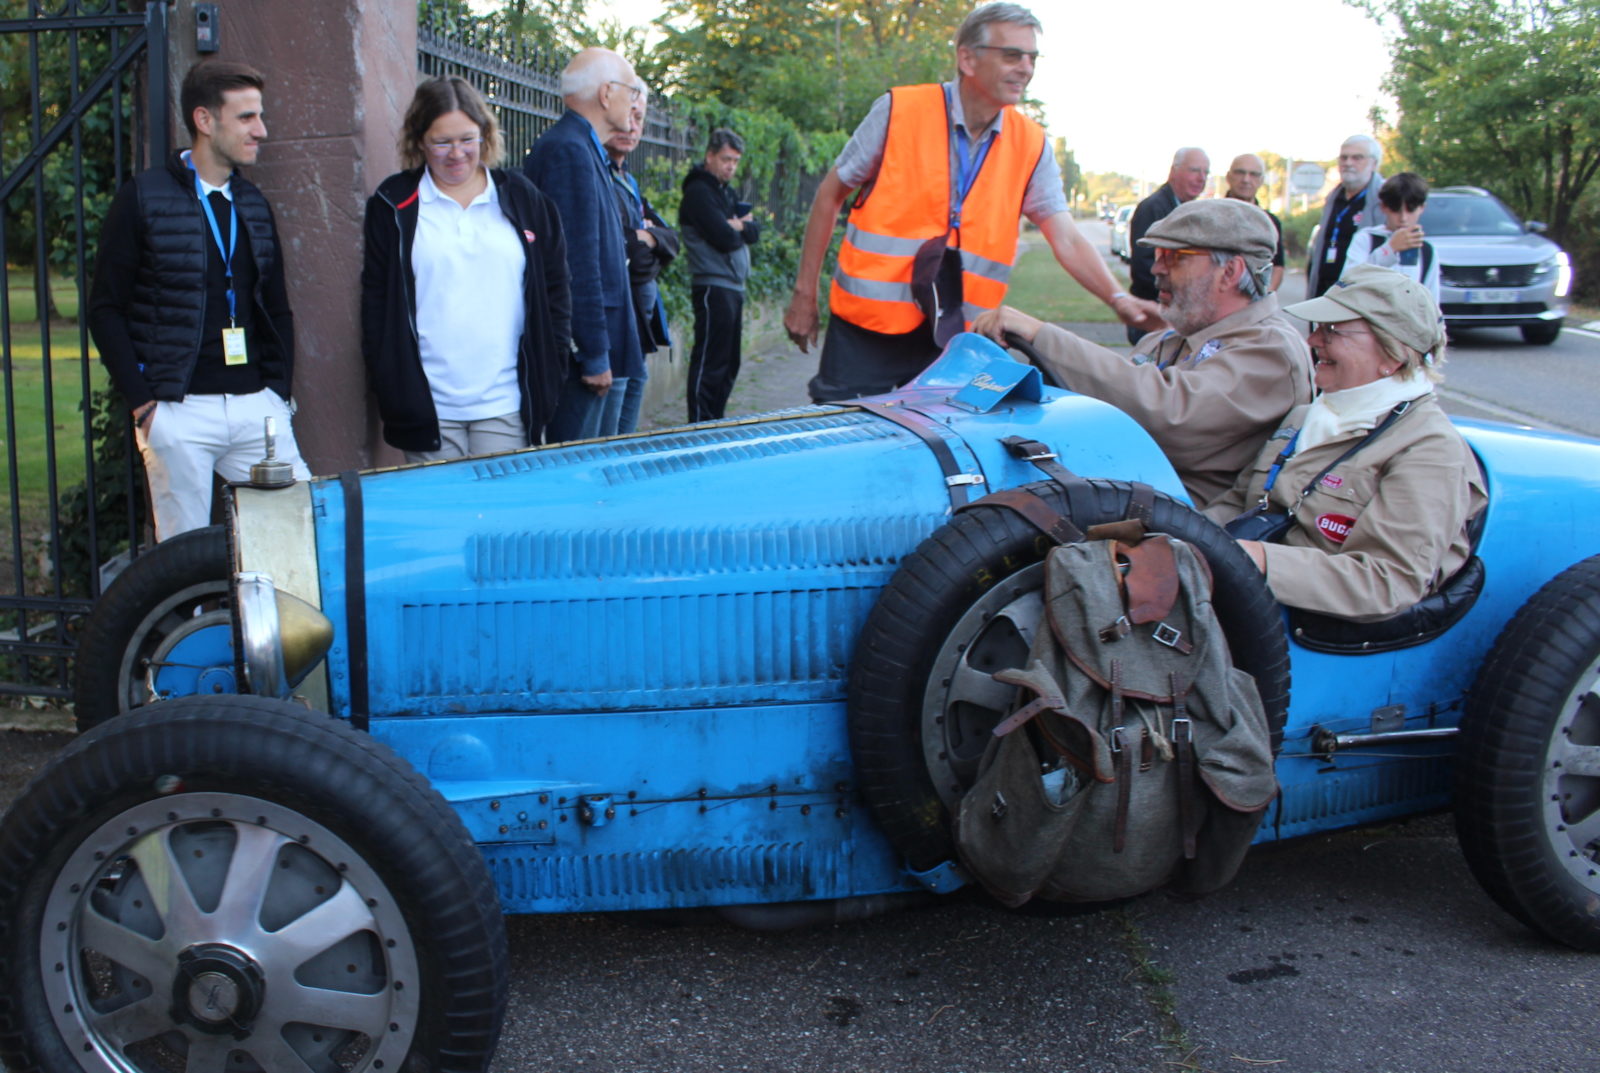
[1428,233,1561,266]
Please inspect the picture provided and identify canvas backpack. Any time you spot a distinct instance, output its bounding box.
[954,533,1277,907]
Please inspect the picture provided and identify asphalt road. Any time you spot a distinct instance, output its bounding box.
[5,226,1599,1073]
[5,726,1596,1073]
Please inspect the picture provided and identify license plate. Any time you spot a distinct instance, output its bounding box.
[1462,289,1517,303]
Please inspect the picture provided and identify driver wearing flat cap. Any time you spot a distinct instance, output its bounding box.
[975,198,1314,510]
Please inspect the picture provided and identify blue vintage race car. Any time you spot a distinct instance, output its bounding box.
[3,335,1598,1073]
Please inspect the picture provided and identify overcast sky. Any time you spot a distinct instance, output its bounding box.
[591,0,1395,182]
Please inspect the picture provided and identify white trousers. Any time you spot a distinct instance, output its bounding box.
[136,389,310,541]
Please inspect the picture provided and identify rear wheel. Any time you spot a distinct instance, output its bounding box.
[1456,554,1600,950]
[0,696,509,1072]
[1520,320,1562,345]
[72,526,233,732]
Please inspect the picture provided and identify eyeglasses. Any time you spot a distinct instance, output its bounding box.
[608,81,646,102]
[1152,247,1212,263]
[1311,322,1374,340]
[972,45,1040,64]
[427,136,482,156]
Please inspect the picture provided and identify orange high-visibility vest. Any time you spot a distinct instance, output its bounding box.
[830,84,1046,335]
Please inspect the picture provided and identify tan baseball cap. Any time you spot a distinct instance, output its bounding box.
[1136,198,1277,271]
[1284,264,1447,355]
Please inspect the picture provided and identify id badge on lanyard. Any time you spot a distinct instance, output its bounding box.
[192,164,247,365]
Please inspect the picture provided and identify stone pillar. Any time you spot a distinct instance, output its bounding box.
[166,0,415,471]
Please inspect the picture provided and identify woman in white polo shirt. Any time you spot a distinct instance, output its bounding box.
[362,77,572,461]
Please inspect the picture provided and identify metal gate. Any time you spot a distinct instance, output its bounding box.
[0,0,169,699]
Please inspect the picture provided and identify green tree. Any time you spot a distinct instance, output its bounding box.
[1053,138,1081,206]
[0,13,130,313]
[1081,172,1137,207]
[647,0,969,132]
[1355,0,1600,244]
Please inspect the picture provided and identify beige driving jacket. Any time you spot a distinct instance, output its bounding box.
[1030,295,1314,510]
[1206,394,1487,622]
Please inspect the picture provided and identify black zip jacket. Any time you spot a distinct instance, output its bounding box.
[88,151,292,408]
[360,167,572,452]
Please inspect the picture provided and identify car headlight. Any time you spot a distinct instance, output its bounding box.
[236,572,334,699]
[1554,251,1573,298]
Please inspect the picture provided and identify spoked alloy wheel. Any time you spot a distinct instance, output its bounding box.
[0,696,508,1073]
[1457,554,1600,950]
[42,792,420,1072]
[922,562,1044,812]
[1538,654,1600,890]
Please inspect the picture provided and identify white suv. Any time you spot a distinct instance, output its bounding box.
[1423,186,1573,345]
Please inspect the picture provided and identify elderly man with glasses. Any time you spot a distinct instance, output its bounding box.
[1306,134,1386,298]
[784,3,1163,404]
[524,47,646,441]
[1224,153,1285,293]
[975,198,1314,511]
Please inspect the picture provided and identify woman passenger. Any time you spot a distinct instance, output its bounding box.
[1207,265,1486,622]
[361,76,571,461]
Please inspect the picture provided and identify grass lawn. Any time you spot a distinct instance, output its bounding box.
[1003,238,1131,324]
[2,320,105,541]
[6,267,82,323]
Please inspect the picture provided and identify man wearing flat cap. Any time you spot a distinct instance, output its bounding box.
[975,198,1314,509]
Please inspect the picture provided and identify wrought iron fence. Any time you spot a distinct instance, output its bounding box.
[0,0,168,699]
[417,4,698,185]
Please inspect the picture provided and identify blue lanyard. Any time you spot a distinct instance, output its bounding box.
[1259,431,1300,495]
[189,164,238,323]
[1326,190,1366,253]
[947,87,995,229]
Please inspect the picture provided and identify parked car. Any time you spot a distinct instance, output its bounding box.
[1110,204,1134,260]
[1422,186,1573,345]
[4,335,1600,1073]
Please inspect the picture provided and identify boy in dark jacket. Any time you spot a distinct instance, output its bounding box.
[679,129,759,423]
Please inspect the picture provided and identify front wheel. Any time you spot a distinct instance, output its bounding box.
[72,525,233,732]
[1456,555,1600,950]
[1520,320,1562,346]
[0,696,509,1073]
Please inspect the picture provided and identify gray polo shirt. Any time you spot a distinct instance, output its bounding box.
[832,81,1067,222]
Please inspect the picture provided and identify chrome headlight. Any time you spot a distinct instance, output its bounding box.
[236,572,334,698]
[1554,251,1573,298]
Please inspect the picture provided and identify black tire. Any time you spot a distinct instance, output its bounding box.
[73,526,232,733]
[0,696,509,1073]
[1455,554,1600,950]
[848,479,1290,872]
[1520,320,1562,346]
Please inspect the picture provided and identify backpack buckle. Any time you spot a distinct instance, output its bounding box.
[1099,615,1132,643]
[1152,622,1185,649]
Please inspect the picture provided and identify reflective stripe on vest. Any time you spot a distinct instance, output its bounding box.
[831,83,1045,335]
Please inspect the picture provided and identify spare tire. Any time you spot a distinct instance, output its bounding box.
[848,479,1289,873]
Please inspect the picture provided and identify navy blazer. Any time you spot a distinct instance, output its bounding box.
[523,111,644,381]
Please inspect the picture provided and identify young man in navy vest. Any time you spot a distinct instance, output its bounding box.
[89,60,308,541]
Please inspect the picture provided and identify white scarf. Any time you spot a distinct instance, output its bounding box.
[1297,369,1434,452]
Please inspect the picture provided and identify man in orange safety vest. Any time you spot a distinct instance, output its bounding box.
[784,3,1163,402]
